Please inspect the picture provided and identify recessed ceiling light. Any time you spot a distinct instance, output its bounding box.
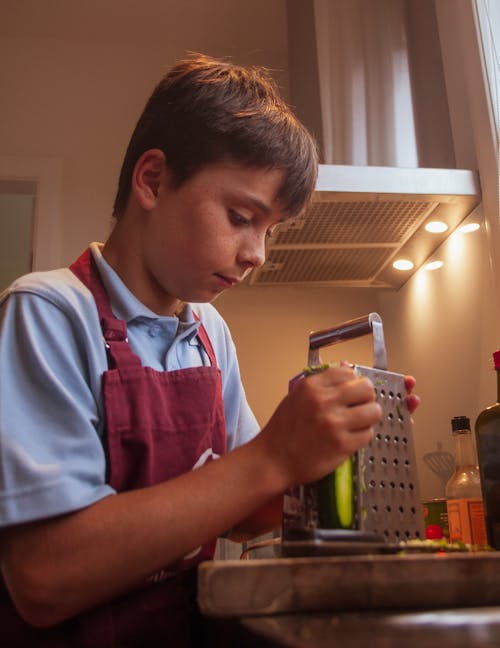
[424,260,444,271]
[393,259,414,271]
[458,223,480,233]
[425,221,449,233]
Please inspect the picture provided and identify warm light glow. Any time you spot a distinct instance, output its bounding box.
[448,227,465,267]
[458,222,480,233]
[424,260,444,271]
[393,259,414,271]
[425,221,449,233]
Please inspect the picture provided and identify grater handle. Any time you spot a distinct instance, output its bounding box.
[308,312,387,370]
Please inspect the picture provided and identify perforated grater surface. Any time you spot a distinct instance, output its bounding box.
[356,365,423,542]
[282,313,424,555]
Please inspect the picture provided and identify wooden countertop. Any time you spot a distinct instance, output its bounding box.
[198,551,500,618]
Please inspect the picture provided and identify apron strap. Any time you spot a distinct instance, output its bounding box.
[70,250,141,370]
[193,312,217,368]
[70,248,218,370]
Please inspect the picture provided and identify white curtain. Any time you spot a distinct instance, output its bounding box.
[313,0,418,167]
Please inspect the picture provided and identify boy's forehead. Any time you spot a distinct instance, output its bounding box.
[193,160,285,199]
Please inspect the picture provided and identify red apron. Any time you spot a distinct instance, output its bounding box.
[0,248,227,647]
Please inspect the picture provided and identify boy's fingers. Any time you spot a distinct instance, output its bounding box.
[404,374,416,393]
[338,377,377,407]
[404,375,420,414]
[407,393,420,415]
[345,401,382,432]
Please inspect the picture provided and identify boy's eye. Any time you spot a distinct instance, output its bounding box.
[229,209,251,226]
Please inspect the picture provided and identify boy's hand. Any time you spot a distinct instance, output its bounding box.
[235,371,420,539]
[257,365,382,490]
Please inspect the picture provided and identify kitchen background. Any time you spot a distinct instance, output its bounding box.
[0,1,498,515]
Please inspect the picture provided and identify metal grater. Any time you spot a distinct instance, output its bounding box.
[281,313,424,556]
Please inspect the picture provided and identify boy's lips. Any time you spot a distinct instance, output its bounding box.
[214,273,242,288]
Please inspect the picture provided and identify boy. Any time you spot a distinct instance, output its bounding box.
[0,54,417,646]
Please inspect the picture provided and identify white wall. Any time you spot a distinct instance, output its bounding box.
[378,208,498,499]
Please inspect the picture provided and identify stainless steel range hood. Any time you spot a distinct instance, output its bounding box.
[247,164,481,290]
[252,1,482,291]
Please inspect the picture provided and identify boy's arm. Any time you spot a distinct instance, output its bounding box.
[1,436,285,627]
[225,495,283,542]
[1,365,379,628]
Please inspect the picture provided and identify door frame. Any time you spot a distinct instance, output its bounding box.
[0,156,62,271]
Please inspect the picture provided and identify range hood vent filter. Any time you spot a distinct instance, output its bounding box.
[275,200,433,245]
[247,165,481,290]
[258,247,394,285]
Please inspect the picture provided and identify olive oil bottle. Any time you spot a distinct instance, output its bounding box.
[475,350,500,549]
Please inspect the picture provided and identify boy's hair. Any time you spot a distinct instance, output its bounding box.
[113,53,318,219]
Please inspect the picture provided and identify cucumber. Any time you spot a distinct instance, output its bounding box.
[335,457,354,528]
[318,456,354,529]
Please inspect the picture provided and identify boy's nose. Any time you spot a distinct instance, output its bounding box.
[238,232,267,270]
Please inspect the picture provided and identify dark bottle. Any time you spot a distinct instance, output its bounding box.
[475,350,500,549]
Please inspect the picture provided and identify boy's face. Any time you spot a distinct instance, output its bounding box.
[138,160,287,315]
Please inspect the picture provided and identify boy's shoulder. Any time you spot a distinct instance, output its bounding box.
[4,267,94,312]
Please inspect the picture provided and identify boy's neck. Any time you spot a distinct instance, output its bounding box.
[102,220,182,318]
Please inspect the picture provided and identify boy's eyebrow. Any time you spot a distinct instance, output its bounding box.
[233,190,285,219]
[238,193,272,215]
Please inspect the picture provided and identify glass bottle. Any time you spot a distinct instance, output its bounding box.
[445,416,482,499]
[475,350,500,548]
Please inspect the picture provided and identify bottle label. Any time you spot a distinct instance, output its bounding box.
[446,498,488,546]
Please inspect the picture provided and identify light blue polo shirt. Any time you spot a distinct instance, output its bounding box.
[0,243,259,526]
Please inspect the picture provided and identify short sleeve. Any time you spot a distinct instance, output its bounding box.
[0,282,115,526]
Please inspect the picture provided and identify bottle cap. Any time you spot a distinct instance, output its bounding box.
[451,416,470,432]
[493,350,500,370]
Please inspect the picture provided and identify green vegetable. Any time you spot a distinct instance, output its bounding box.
[399,538,493,553]
[302,363,333,375]
[359,448,367,493]
[318,456,354,529]
[335,458,354,527]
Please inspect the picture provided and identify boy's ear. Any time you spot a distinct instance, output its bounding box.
[132,149,167,210]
